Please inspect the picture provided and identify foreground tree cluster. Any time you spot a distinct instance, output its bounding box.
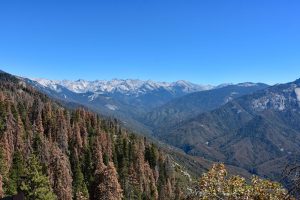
[187,163,294,200]
[0,72,296,199]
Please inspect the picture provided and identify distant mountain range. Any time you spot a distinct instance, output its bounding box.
[26,78,267,134]
[33,78,214,95]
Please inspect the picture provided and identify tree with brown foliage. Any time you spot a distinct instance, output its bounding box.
[49,146,72,200]
[0,175,3,198]
[96,162,123,200]
[55,109,69,154]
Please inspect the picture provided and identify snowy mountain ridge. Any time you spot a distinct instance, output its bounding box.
[32,78,214,95]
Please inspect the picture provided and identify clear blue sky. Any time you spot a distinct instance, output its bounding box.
[0,0,299,85]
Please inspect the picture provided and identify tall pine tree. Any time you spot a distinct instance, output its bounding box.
[20,154,57,200]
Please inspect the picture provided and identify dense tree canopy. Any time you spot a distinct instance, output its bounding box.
[0,72,187,199]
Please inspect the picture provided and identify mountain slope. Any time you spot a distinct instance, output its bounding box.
[162,78,300,182]
[143,83,269,134]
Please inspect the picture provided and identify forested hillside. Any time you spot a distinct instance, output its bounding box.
[0,72,190,199]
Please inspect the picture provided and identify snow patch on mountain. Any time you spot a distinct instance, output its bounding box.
[88,93,99,101]
[237,82,258,87]
[216,82,260,89]
[106,104,118,111]
[224,92,239,103]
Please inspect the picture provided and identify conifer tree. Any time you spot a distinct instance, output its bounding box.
[5,151,25,195]
[174,183,183,200]
[20,154,57,200]
[35,112,44,135]
[50,146,72,200]
[0,97,7,134]
[56,109,69,154]
[0,174,3,198]
[0,149,8,184]
[96,162,123,200]
[73,161,89,200]
[16,115,25,151]
[74,123,83,149]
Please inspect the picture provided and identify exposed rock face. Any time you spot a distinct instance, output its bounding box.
[295,88,300,102]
